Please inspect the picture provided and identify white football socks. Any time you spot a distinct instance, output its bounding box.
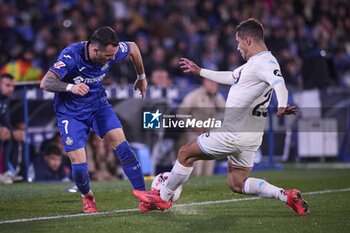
[243,177,287,202]
[160,160,193,202]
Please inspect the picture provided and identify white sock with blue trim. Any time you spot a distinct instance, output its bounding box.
[160,160,193,202]
[243,177,287,202]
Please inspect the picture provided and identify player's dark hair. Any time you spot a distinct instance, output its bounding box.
[0,73,14,80]
[236,18,264,42]
[44,144,62,157]
[89,26,119,48]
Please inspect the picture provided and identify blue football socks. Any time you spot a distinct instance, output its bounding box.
[115,141,145,191]
[71,162,90,195]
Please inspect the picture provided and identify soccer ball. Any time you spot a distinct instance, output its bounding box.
[151,172,183,202]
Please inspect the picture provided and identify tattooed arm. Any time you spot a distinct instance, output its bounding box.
[40,70,89,96]
[40,70,69,92]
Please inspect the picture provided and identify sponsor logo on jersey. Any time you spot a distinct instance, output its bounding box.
[84,74,105,83]
[54,61,66,69]
[73,76,85,84]
[273,69,282,77]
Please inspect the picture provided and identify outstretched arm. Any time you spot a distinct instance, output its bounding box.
[40,70,89,96]
[129,42,147,99]
[179,58,234,85]
[273,81,298,117]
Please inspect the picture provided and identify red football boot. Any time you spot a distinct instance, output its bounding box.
[82,195,98,213]
[138,202,160,213]
[132,189,172,210]
[284,189,309,216]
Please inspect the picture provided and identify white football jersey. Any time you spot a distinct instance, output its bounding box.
[220,51,286,150]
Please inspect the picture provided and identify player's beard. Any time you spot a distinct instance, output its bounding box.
[93,56,108,65]
[240,51,248,61]
[99,59,108,65]
[238,46,248,60]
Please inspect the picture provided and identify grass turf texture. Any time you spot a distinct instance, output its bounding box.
[1,167,350,233]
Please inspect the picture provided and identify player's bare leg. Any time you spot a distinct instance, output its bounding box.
[228,166,309,216]
[67,148,97,213]
[104,128,127,148]
[160,139,211,201]
[132,139,210,210]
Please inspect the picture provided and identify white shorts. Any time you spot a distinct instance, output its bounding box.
[197,132,256,169]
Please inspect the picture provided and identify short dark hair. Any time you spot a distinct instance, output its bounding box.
[44,144,62,157]
[0,73,14,80]
[235,18,264,42]
[89,26,119,48]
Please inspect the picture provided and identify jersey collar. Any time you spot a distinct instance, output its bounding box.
[248,51,271,61]
[84,41,91,62]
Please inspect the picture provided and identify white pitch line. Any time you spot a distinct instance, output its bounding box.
[1,187,349,225]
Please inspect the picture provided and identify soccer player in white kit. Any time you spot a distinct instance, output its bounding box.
[133,18,309,216]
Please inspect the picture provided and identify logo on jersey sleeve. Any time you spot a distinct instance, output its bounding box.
[273,69,283,77]
[63,54,72,59]
[119,42,128,53]
[54,61,66,69]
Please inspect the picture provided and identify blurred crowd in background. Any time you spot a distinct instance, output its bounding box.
[0,0,350,183]
[0,0,349,88]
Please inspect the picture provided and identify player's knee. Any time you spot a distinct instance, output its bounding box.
[115,141,137,164]
[105,129,126,148]
[67,149,87,164]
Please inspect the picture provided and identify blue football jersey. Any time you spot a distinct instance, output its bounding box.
[50,41,130,116]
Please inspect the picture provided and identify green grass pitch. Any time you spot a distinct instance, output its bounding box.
[1,166,350,233]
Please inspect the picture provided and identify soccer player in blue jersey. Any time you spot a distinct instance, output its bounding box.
[40,26,147,213]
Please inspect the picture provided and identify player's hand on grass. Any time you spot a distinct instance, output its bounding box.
[277,105,298,117]
[134,78,147,99]
[71,83,90,96]
[179,58,201,76]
